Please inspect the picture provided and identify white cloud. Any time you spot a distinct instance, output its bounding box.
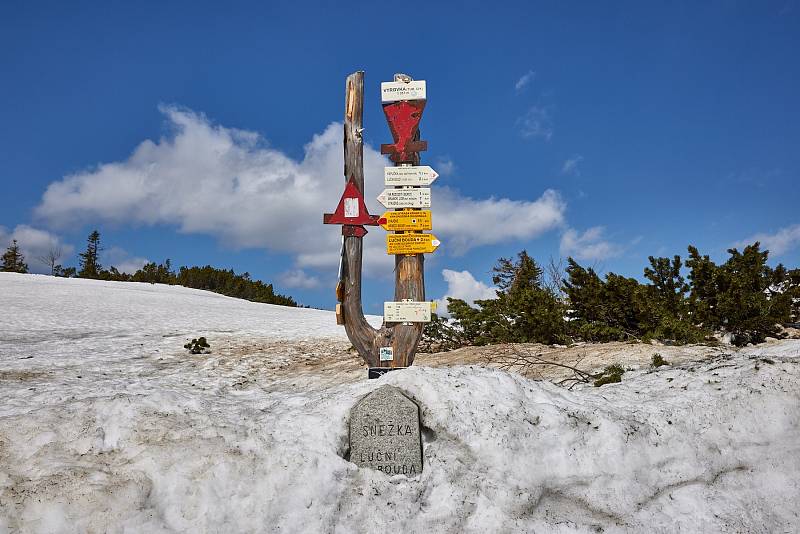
[560,226,623,261]
[561,155,583,176]
[102,246,149,274]
[35,105,565,276]
[434,269,497,317]
[0,225,74,274]
[517,106,553,141]
[736,224,800,256]
[435,188,565,255]
[435,156,456,177]
[514,70,535,93]
[279,269,321,289]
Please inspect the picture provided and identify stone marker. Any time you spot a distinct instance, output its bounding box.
[349,385,423,476]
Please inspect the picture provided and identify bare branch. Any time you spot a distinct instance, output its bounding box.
[36,245,63,275]
[544,256,566,297]
[482,344,601,389]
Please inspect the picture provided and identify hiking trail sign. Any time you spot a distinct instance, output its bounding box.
[377,188,431,209]
[384,166,438,187]
[378,210,432,231]
[381,80,426,102]
[323,177,380,237]
[384,301,432,323]
[387,234,440,255]
[323,71,434,374]
[381,100,427,163]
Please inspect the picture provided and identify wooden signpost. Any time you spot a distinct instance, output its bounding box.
[377,188,431,209]
[323,71,437,376]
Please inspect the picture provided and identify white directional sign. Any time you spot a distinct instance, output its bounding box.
[381,80,426,103]
[377,188,431,209]
[384,166,438,186]
[384,301,432,323]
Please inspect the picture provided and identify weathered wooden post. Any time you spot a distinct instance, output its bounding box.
[324,71,438,377]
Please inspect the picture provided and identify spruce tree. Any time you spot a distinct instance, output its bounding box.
[716,243,784,344]
[1,240,28,273]
[563,259,625,340]
[644,255,688,317]
[447,251,567,345]
[685,245,719,328]
[78,230,102,279]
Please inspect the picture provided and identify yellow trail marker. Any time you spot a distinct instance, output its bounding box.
[386,233,441,255]
[378,210,432,231]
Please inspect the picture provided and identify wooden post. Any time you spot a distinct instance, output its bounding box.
[339,71,425,369]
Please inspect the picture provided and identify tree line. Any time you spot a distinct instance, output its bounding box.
[424,243,800,349]
[2,230,297,307]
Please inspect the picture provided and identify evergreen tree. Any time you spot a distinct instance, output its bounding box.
[447,251,568,345]
[641,255,706,343]
[1,240,28,273]
[564,257,704,343]
[99,266,132,282]
[172,265,296,306]
[131,259,176,284]
[563,259,632,341]
[715,243,785,344]
[644,255,688,317]
[442,298,483,344]
[424,245,799,351]
[685,242,791,345]
[78,230,102,279]
[685,245,719,328]
[56,266,77,278]
[785,268,800,323]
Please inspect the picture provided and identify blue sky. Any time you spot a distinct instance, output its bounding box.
[2,1,799,313]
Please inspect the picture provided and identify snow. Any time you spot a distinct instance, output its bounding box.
[1,272,799,533]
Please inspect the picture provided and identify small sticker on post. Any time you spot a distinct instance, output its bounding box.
[379,347,394,361]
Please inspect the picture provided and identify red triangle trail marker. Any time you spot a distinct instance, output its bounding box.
[323,177,380,237]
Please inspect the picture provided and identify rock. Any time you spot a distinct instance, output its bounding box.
[349,385,423,476]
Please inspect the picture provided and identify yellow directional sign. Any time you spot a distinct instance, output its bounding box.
[386,233,440,255]
[378,210,432,231]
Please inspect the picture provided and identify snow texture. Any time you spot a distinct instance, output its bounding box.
[1,273,799,533]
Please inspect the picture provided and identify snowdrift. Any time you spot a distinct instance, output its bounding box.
[1,273,798,533]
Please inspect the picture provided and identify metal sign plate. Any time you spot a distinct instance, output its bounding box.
[378,210,432,231]
[384,166,438,186]
[384,301,432,322]
[377,188,431,209]
[381,80,426,102]
[386,233,440,255]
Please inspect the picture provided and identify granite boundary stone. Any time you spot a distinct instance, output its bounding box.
[349,385,423,476]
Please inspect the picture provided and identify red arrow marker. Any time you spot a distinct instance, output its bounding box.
[380,100,428,163]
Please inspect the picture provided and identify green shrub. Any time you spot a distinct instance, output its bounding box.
[651,353,669,367]
[184,337,211,354]
[594,364,625,387]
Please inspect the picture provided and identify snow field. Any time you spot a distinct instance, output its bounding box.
[1,273,799,533]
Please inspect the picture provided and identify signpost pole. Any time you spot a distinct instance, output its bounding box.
[336,71,425,370]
